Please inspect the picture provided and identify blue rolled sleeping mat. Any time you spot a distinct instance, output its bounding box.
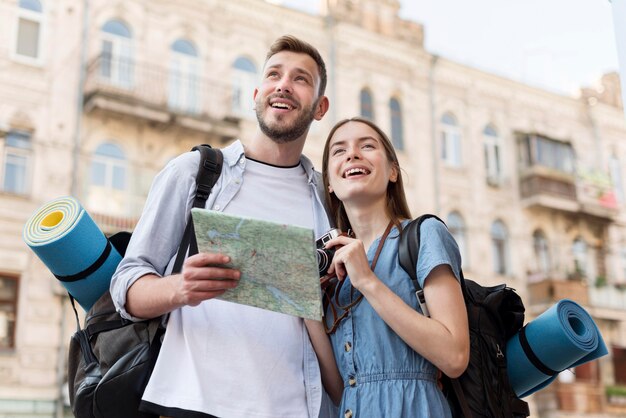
[23,196,122,312]
[506,299,608,398]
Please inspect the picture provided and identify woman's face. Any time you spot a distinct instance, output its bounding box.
[326,121,397,205]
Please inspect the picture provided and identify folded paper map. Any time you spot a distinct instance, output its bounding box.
[191,208,323,320]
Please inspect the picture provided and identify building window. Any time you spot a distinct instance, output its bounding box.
[232,56,257,117]
[532,229,551,275]
[3,130,32,195]
[91,143,126,191]
[572,236,587,278]
[100,19,133,88]
[441,113,462,167]
[0,275,18,350]
[14,0,43,61]
[483,125,502,185]
[447,211,468,269]
[491,220,509,275]
[389,97,404,151]
[168,39,200,115]
[519,134,575,174]
[613,346,626,385]
[360,88,374,121]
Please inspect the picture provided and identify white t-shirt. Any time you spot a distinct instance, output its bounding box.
[143,159,315,418]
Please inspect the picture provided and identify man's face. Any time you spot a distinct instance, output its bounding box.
[254,51,325,144]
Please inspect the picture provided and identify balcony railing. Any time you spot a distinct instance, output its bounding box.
[83,55,239,136]
[590,285,626,311]
[519,165,619,220]
[519,165,578,211]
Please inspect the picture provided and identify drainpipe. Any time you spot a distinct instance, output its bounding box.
[428,54,440,214]
[59,1,90,417]
[324,6,337,124]
[70,0,89,197]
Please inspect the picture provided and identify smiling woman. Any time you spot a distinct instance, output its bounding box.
[318,117,469,417]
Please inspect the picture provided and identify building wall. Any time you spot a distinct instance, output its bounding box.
[1,0,625,416]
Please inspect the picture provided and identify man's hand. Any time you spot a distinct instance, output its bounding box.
[177,253,241,306]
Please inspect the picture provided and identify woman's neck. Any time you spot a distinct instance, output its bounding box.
[345,201,392,251]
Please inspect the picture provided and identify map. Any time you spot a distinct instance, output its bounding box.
[191,208,323,321]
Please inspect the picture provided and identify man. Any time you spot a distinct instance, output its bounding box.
[111,35,340,417]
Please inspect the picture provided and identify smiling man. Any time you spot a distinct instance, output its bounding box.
[110,35,340,418]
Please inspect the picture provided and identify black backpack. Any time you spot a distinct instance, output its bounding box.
[398,214,530,418]
[67,145,223,418]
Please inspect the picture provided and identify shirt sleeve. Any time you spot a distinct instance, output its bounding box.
[415,218,463,289]
[110,151,200,320]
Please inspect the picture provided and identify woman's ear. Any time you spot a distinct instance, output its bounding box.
[389,165,398,183]
[328,185,334,193]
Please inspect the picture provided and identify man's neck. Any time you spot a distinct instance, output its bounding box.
[245,130,306,167]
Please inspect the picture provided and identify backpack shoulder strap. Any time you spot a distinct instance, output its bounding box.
[172,145,223,273]
[191,144,223,209]
[400,216,474,418]
[398,214,445,291]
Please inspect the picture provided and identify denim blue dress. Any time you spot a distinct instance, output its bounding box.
[326,219,462,418]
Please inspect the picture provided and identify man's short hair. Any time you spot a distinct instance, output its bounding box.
[265,35,327,98]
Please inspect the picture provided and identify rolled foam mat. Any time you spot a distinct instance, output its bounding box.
[23,196,122,311]
[506,299,607,398]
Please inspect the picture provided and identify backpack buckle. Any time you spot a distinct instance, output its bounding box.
[416,289,430,318]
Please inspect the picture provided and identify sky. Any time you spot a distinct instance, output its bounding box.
[280,0,620,96]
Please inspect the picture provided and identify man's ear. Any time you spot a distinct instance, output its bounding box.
[314,96,330,121]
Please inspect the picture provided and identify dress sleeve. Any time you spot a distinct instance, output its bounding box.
[110,151,199,320]
[415,218,463,289]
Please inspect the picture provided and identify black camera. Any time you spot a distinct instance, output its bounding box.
[316,229,340,277]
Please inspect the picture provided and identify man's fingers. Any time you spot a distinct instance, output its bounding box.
[185,252,231,267]
[183,265,241,281]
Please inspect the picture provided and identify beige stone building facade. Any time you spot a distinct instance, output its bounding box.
[1,0,625,416]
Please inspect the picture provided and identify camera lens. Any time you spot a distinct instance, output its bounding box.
[316,248,335,277]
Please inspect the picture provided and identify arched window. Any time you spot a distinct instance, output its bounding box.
[100,19,133,88]
[532,230,551,275]
[389,97,404,151]
[441,113,462,167]
[572,237,587,278]
[91,143,126,190]
[0,274,18,349]
[232,56,257,117]
[360,88,374,121]
[3,130,32,194]
[447,211,468,268]
[483,124,502,184]
[15,0,43,60]
[168,39,200,114]
[491,220,509,275]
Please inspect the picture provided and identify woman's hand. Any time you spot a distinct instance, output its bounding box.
[324,236,377,291]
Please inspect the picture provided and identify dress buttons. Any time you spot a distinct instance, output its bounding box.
[348,376,356,387]
[344,409,353,418]
[344,341,352,352]
[214,205,220,210]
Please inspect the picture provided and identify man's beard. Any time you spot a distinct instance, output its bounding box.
[256,97,318,144]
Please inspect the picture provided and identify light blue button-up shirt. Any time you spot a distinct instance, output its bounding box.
[111,139,336,418]
[327,219,462,417]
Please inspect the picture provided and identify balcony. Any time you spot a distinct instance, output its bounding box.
[528,277,589,306]
[83,55,240,138]
[590,285,626,312]
[535,381,604,415]
[519,165,578,212]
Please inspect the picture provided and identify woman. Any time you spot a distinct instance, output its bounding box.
[319,117,469,417]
